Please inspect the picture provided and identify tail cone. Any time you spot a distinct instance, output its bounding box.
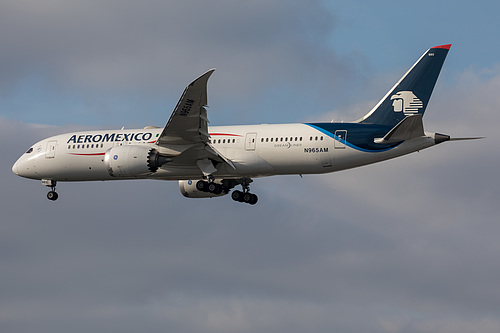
[434,133,450,144]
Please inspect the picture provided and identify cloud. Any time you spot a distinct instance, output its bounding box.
[0,0,354,98]
[0,0,368,126]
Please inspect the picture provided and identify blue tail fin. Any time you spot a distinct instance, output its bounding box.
[358,44,451,126]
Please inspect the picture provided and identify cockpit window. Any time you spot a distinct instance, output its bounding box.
[25,147,33,154]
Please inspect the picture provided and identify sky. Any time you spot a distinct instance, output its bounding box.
[1,1,500,332]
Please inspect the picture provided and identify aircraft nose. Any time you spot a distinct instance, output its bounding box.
[12,160,19,176]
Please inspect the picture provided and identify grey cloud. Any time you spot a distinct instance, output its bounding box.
[0,0,365,127]
[0,0,354,102]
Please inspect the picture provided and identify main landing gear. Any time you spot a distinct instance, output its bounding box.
[196,180,224,195]
[230,179,258,205]
[231,190,258,205]
[196,178,259,205]
[42,179,59,201]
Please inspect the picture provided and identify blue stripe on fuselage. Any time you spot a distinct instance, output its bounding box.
[305,123,400,152]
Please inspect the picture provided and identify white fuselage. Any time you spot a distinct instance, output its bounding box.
[12,123,438,182]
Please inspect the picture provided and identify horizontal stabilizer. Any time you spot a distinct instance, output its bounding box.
[374,114,424,144]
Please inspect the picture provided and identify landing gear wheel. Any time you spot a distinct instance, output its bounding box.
[47,191,59,201]
[207,182,217,193]
[243,192,253,203]
[243,193,258,205]
[196,180,208,192]
[210,183,223,195]
[249,193,258,205]
[231,190,244,202]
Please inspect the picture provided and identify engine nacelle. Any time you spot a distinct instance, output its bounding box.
[179,180,228,198]
[104,145,170,177]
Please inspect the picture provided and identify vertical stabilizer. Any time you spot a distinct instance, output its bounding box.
[358,44,451,126]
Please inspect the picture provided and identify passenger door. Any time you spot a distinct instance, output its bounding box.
[46,141,57,158]
[245,133,257,151]
[334,130,347,149]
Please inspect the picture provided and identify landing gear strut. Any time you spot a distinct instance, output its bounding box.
[42,179,58,201]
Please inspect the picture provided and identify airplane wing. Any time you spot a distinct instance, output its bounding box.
[157,69,215,146]
[156,69,235,175]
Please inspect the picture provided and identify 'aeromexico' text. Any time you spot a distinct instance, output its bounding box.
[67,132,154,144]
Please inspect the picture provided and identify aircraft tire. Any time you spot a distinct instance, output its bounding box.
[231,190,244,202]
[196,180,208,192]
[249,193,258,205]
[47,191,58,201]
[213,184,223,195]
[207,182,217,193]
[243,192,253,203]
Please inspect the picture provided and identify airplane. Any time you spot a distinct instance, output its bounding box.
[12,44,478,205]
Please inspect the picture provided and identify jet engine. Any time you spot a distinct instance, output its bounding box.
[179,180,228,198]
[104,145,170,177]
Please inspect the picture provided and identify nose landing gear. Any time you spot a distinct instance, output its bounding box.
[42,179,58,201]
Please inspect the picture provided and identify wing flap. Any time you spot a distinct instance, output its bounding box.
[205,144,236,169]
